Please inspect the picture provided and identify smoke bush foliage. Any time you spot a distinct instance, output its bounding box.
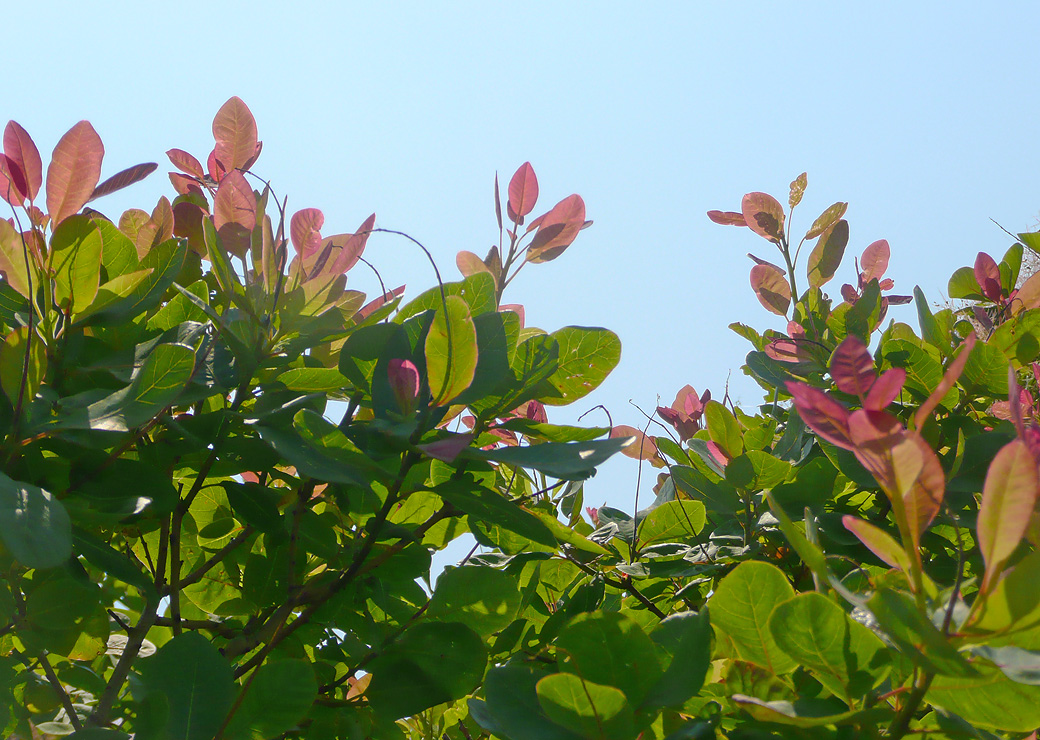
[1,104,1040,740]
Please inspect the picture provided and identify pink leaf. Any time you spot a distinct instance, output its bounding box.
[169,173,205,198]
[786,381,853,449]
[4,121,42,201]
[46,121,104,227]
[707,210,747,227]
[612,425,660,462]
[388,358,421,414]
[974,252,1004,302]
[896,433,945,546]
[978,439,1040,593]
[830,336,876,397]
[859,240,890,283]
[328,213,376,275]
[212,170,256,232]
[358,284,405,320]
[418,433,475,463]
[912,334,977,430]
[166,148,206,179]
[88,162,157,202]
[507,162,538,221]
[1013,271,1040,315]
[864,368,906,410]
[290,208,325,258]
[457,250,492,278]
[741,192,785,243]
[527,195,585,263]
[0,155,27,205]
[749,263,791,316]
[207,149,227,182]
[212,96,258,172]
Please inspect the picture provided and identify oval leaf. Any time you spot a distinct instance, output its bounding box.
[978,439,1040,593]
[0,471,71,569]
[425,294,478,405]
[741,192,785,243]
[4,121,43,201]
[88,162,157,202]
[508,161,538,220]
[46,121,104,227]
[212,96,258,172]
[750,263,791,315]
[805,201,848,240]
[707,210,747,226]
[806,219,848,288]
[859,239,890,283]
[830,335,876,397]
[788,172,807,208]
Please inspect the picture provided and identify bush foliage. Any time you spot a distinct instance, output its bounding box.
[2,101,1040,739]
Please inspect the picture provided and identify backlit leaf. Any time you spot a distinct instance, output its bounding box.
[51,215,103,316]
[543,326,620,406]
[536,674,634,740]
[707,210,747,226]
[427,566,521,635]
[166,148,205,179]
[142,632,233,740]
[46,120,104,227]
[860,240,890,283]
[975,251,1003,302]
[0,471,71,569]
[710,561,797,674]
[806,219,848,288]
[805,201,848,239]
[842,515,911,573]
[425,294,478,405]
[741,192,785,243]
[508,161,538,220]
[750,263,791,315]
[0,218,31,297]
[0,325,46,408]
[4,121,42,201]
[978,439,1039,593]
[949,265,985,300]
[88,162,157,202]
[705,400,743,459]
[290,207,324,257]
[788,172,807,208]
[212,96,258,172]
[527,194,585,263]
[830,335,876,397]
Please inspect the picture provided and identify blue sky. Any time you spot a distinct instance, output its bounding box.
[9,2,1040,519]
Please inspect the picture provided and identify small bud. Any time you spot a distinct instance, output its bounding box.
[388,359,420,414]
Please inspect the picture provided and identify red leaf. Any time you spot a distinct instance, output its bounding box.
[786,381,853,449]
[978,439,1040,593]
[0,155,27,205]
[507,162,538,221]
[166,148,205,179]
[173,201,206,255]
[830,336,876,397]
[46,121,105,227]
[88,162,157,202]
[707,210,747,227]
[290,208,325,258]
[207,148,227,182]
[894,433,945,548]
[864,368,906,410]
[859,240,890,283]
[151,196,175,243]
[4,121,42,201]
[388,358,420,414]
[169,173,205,198]
[212,170,256,232]
[212,96,258,172]
[527,195,585,263]
[418,433,475,463]
[358,284,405,320]
[749,263,791,316]
[974,252,1003,302]
[741,192,785,243]
[328,213,376,275]
[912,334,977,430]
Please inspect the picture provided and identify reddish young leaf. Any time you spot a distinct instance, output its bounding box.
[842,515,912,573]
[499,303,525,327]
[418,433,475,463]
[457,250,492,278]
[805,201,848,240]
[978,438,1040,594]
[507,162,538,221]
[806,219,849,288]
[859,240,890,283]
[172,201,206,256]
[612,425,660,462]
[169,173,205,198]
[788,172,807,209]
[88,162,157,202]
[707,210,747,227]
[46,121,104,227]
[1012,270,1040,315]
[741,192,785,243]
[166,148,206,179]
[749,263,791,316]
[0,155,27,205]
[290,208,325,258]
[207,148,228,182]
[388,358,421,414]
[151,196,175,243]
[864,368,906,411]
[912,333,977,430]
[4,121,43,201]
[974,252,1004,302]
[242,140,263,171]
[358,284,405,320]
[212,96,258,172]
[830,336,876,397]
[786,381,853,449]
[212,170,256,232]
[328,213,376,275]
[527,195,585,263]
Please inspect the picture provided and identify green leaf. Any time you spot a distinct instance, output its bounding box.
[232,659,318,739]
[867,588,975,676]
[542,326,621,407]
[961,339,1009,397]
[705,400,743,459]
[914,286,952,355]
[221,481,283,534]
[497,419,610,443]
[452,310,517,403]
[972,645,1040,685]
[51,214,103,316]
[398,273,498,319]
[367,622,487,720]
[806,219,848,288]
[844,279,883,340]
[26,576,97,629]
[969,550,1040,634]
[76,268,154,323]
[528,508,611,555]
[730,696,886,728]
[427,565,521,635]
[643,610,712,708]
[275,366,352,392]
[768,592,888,702]
[0,325,46,408]
[477,664,583,740]
[978,439,1039,593]
[724,450,790,490]
[434,478,558,549]
[0,472,71,569]
[145,278,208,331]
[637,500,706,546]
[67,730,132,740]
[142,632,234,740]
[465,437,632,481]
[78,343,195,431]
[949,265,985,300]
[425,294,478,405]
[256,409,381,486]
[73,528,155,596]
[930,664,1040,732]
[536,673,636,740]
[709,561,797,674]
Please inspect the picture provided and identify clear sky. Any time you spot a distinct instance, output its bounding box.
[9,1,1040,519]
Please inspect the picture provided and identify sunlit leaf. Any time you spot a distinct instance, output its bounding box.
[788,172,807,208]
[46,120,104,227]
[978,439,1039,593]
[508,161,538,220]
[859,240,890,283]
[212,96,259,172]
[527,194,585,263]
[710,561,797,674]
[805,201,848,240]
[806,219,848,288]
[750,263,791,315]
[842,515,912,573]
[741,192,785,243]
[88,162,157,202]
[975,251,1003,302]
[830,335,876,397]
[425,294,478,405]
[0,325,46,409]
[4,121,43,201]
[707,210,747,226]
[543,326,620,406]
